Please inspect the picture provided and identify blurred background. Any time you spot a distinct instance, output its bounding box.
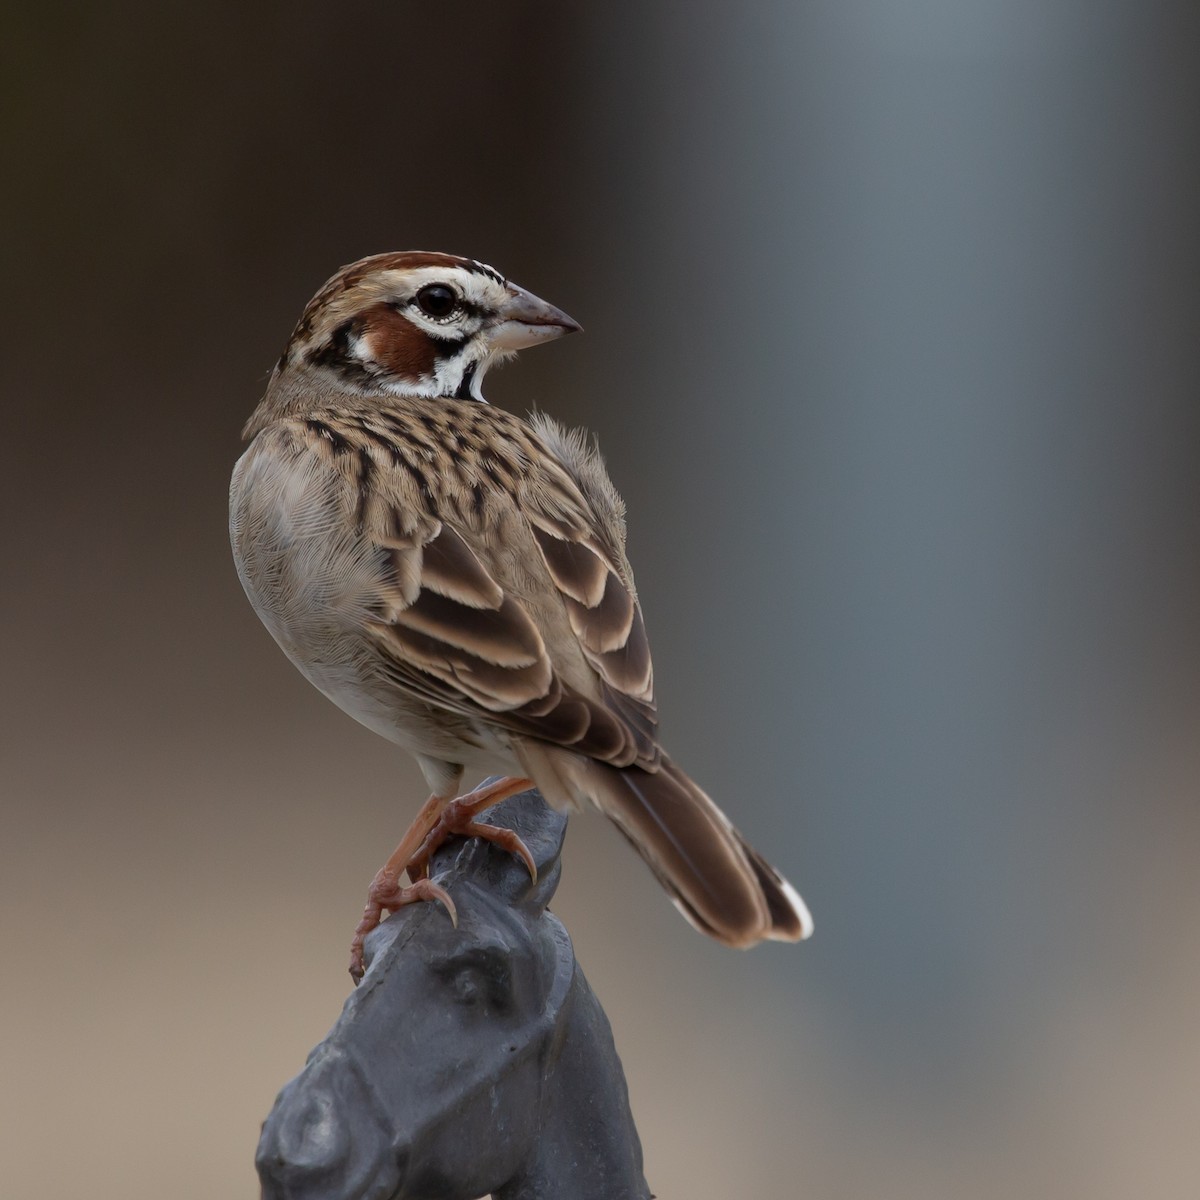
[4,3,1199,1196]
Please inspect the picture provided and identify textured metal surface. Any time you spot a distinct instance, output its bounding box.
[257,787,650,1200]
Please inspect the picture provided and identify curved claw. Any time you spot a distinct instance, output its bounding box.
[349,776,535,983]
[348,875,458,984]
[464,821,537,883]
[408,787,539,885]
[434,882,459,927]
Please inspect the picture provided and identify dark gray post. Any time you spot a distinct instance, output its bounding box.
[256,787,652,1200]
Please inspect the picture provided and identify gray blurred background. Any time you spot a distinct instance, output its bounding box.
[4,3,1199,1196]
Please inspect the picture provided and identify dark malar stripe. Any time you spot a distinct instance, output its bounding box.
[455,361,478,400]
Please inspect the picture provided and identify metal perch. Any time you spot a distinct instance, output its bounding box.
[257,786,652,1200]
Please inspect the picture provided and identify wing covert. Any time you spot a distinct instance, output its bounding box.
[366,513,658,767]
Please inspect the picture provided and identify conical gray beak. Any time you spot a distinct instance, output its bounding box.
[488,285,582,352]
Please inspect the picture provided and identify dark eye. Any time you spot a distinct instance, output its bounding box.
[415,283,458,319]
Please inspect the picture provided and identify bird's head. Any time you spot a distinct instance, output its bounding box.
[279,251,580,402]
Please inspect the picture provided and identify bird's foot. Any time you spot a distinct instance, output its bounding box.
[347,776,536,984]
[349,872,457,984]
[407,776,538,885]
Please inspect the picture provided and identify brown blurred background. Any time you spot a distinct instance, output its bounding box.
[4,3,1200,1196]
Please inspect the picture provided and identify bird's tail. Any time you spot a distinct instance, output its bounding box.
[522,745,812,946]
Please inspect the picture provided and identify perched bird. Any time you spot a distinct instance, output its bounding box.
[230,251,812,979]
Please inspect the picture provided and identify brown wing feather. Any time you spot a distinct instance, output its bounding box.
[294,402,661,767]
[365,511,657,767]
[529,522,654,704]
[532,528,609,606]
[418,523,504,608]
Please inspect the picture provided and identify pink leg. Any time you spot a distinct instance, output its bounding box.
[348,776,536,982]
[406,776,538,884]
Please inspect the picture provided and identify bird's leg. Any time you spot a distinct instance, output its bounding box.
[349,790,455,983]
[348,776,536,983]
[407,775,538,885]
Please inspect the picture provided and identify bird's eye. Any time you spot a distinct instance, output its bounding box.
[415,283,459,319]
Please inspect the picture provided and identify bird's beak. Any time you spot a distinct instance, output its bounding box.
[487,284,582,352]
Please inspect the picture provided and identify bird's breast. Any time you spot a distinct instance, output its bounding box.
[229,426,473,758]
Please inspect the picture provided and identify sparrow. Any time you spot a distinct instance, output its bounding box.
[230,251,813,979]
